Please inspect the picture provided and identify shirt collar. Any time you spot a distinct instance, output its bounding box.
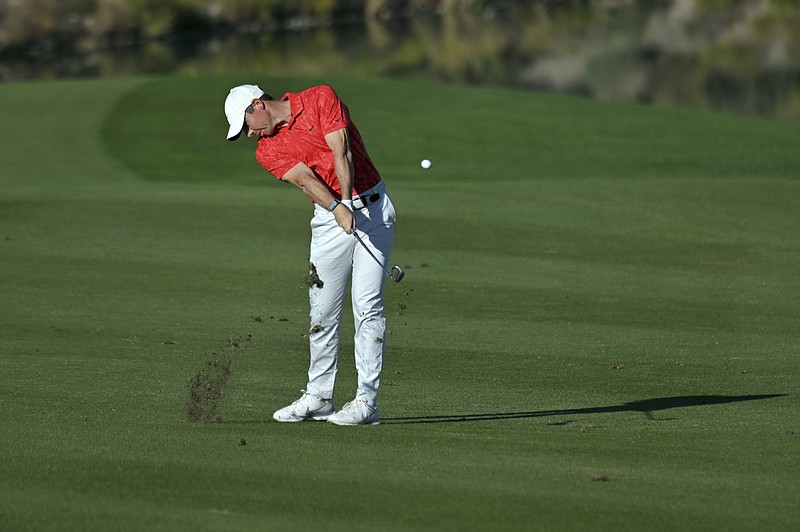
[282,92,303,129]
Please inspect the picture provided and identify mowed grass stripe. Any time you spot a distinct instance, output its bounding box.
[102,75,800,184]
[0,78,150,187]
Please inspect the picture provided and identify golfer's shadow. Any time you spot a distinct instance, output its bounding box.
[381,394,786,424]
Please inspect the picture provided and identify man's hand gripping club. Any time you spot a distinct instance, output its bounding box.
[332,201,356,234]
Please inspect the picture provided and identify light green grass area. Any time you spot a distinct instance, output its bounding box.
[1,75,799,531]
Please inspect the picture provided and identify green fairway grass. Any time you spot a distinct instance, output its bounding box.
[1,75,799,531]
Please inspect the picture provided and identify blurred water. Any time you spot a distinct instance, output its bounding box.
[2,0,798,120]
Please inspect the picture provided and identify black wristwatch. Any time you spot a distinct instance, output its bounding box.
[327,198,342,212]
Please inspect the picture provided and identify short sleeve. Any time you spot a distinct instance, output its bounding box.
[256,144,294,180]
[316,85,349,136]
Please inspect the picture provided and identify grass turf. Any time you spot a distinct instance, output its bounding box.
[1,75,799,531]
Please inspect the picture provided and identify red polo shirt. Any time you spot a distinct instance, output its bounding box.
[255,85,382,198]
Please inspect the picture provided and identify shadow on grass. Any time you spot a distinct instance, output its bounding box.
[381,394,787,424]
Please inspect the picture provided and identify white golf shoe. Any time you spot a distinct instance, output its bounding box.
[327,398,380,426]
[272,391,335,422]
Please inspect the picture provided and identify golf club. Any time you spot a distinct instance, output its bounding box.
[353,231,405,282]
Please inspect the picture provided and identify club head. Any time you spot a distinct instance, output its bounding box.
[390,266,405,283]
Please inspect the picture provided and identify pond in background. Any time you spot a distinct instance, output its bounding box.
[2,0,799,121]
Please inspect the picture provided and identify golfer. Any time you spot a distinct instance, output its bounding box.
[224,83,396,426]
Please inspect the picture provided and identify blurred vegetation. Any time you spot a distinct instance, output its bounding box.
[0,0,427,49]
[1,0,799,120]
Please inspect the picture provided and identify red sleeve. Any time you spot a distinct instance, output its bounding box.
[316,85,350,136]
[256,147,293,180]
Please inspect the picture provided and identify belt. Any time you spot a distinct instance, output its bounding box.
[352,192,380,210]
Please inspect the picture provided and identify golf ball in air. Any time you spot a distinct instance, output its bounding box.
[421,159,432,169]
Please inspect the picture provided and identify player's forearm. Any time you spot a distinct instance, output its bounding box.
[281,163,334,206]
[333,155,354,201]
[290,165,355,232]
[300,174,338,208]
[325,128,354,201]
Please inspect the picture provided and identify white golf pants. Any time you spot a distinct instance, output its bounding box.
[305,181,396,406]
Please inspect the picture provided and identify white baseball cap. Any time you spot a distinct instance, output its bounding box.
[224,84,265,140]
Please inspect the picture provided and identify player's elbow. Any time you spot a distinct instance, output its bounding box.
[282,163,315,189]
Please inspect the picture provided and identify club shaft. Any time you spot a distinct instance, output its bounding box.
[353,231,393,278]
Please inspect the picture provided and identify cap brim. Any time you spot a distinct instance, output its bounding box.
[226,115,245,141]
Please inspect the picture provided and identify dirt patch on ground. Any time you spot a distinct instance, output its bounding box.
[186,332,253,423]
[395,290,411,316]
[186,353,232,423]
